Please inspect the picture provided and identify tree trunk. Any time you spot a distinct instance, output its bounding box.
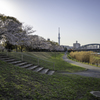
[15,46,18,52]
[21,46,23,52]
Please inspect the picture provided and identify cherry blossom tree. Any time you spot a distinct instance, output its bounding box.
[0,14,22,51]
[27,35,64,51]
[0,14,63,52]
[0,14,35,52]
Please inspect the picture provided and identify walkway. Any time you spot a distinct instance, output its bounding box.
[61,54,100,78]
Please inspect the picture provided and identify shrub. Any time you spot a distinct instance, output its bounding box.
[70,51,94,63]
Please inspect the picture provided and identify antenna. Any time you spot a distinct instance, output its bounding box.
[58,27,60,45]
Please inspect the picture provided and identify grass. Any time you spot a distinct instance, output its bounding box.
[49,52,86,72]
[0,51,86,72]
[0,60,100,100]
[0,51,55,70]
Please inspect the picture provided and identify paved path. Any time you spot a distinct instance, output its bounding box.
[61,54,100,78]
[63,54,100,71]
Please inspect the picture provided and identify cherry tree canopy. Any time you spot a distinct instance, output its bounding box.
[0,14,22,44]
[0,14,63,51]
[28,35,64,51]
[0,14,35,48]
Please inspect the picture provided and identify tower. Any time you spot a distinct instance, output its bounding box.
[58,27,60,45]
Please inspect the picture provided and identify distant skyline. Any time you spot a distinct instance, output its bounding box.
[0,0,100,46]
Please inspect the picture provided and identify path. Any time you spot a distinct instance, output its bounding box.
[61,54,100,78]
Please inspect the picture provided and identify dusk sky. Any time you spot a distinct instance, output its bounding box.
[0,0,100,46]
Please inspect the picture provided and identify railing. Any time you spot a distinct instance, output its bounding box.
[0,49,55,70]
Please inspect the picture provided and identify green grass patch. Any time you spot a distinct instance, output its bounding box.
[50,52,86,72]
[0,60,100,100]
[24,52,86,72]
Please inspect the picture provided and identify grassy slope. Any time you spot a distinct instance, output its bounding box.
[50,52,85,72]
[2,52,85,72]
[23,52,86,72]
[0,60,100,100]
[0,52,100,100]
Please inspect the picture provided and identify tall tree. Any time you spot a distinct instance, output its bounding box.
[0,14,35,52]
[0,14,22,51]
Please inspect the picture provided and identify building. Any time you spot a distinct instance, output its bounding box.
[62,45,73,50]
[73,41,80,49]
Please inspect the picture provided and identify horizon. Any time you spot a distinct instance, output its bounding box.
[0,0,100,46]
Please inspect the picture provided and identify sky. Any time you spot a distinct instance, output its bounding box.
[0,0,100,46]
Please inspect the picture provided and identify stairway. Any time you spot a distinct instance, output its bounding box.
[0,54,55,75]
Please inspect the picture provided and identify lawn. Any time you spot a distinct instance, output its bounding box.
[49,52,85,72]
[0,60,100,100]
[0,52,100,100]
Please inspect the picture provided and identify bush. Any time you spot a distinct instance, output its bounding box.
[70,51,95,63]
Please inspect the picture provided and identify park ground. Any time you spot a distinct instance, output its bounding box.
[0,52,100,100]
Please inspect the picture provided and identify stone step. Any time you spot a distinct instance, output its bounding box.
[33,67,44,72]
[0,54,55,75]
[47,71,55,75]
[21,64,33,68]
[10,61,22,64]
[2,58,15,61]
[40,69,49,74]
[15,62,27,66]
[27,65,38,70]
[0,55,13,59]
[0,58,10,61]
[0,55,8,58]
[1,58,10,60]
[0,56,9,59]
[4,59,15,62]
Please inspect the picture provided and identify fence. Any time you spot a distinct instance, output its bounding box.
[0,49,55,70]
